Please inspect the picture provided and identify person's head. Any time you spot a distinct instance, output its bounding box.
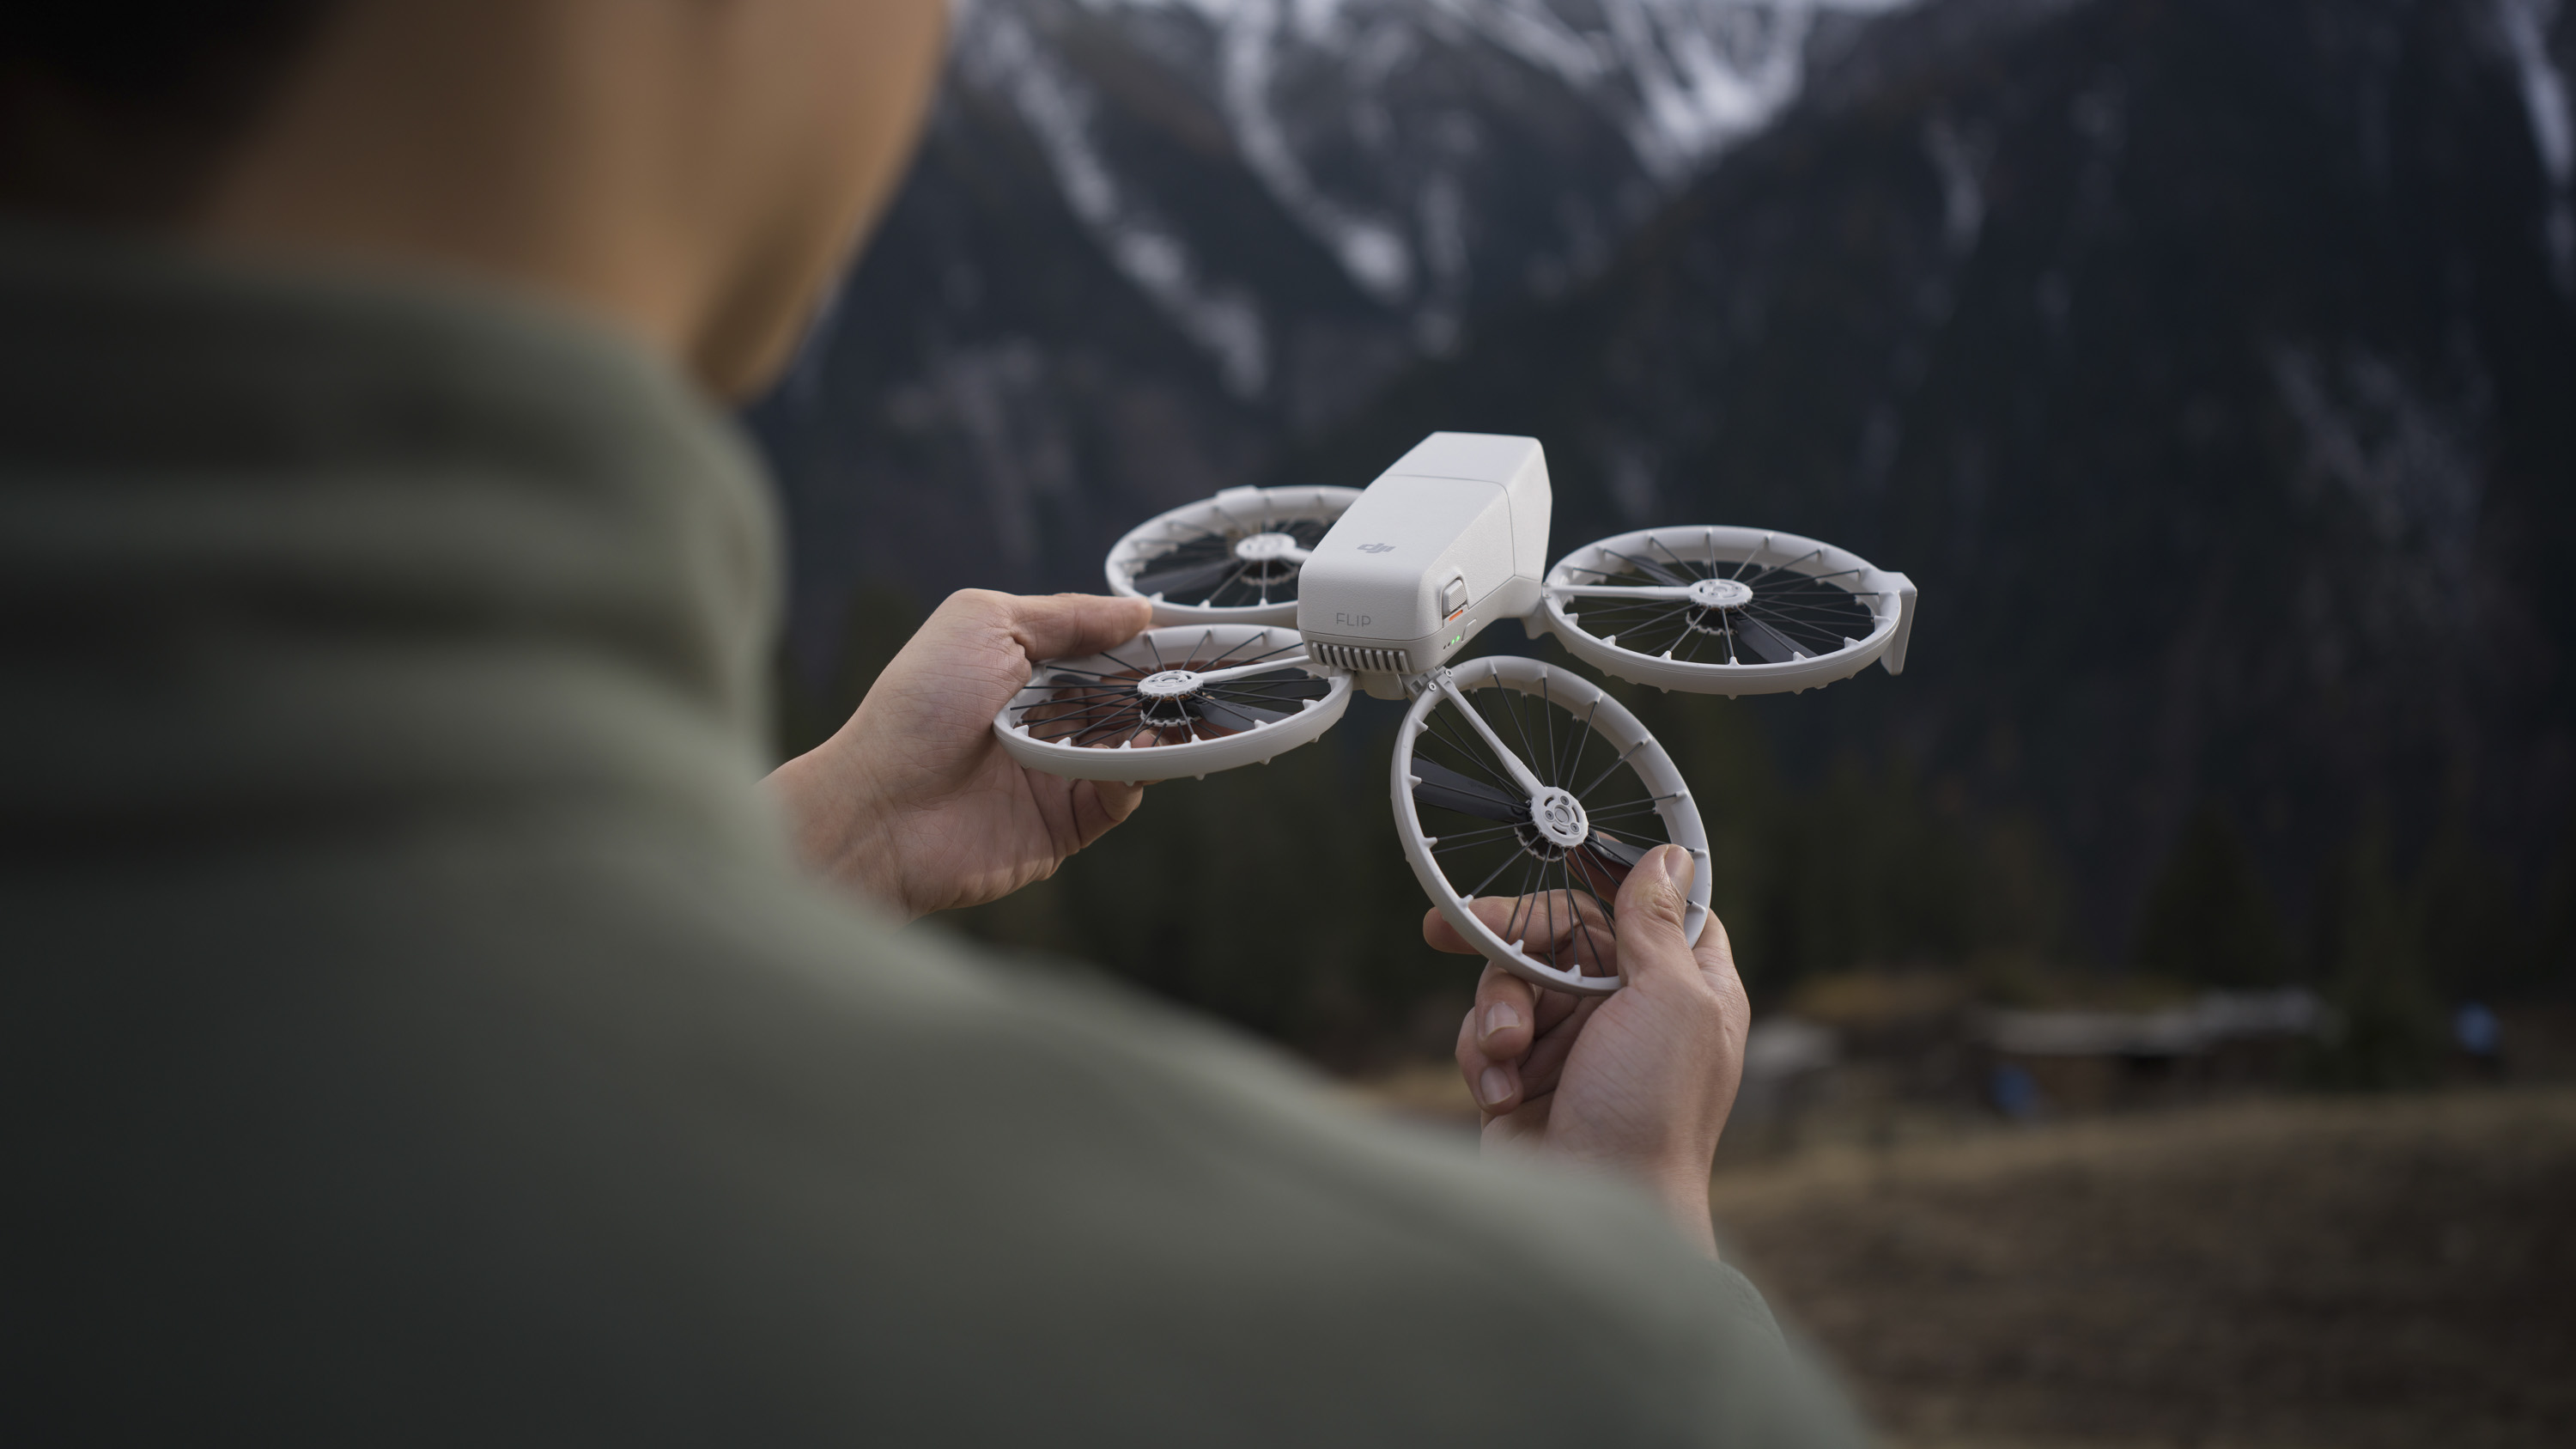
[0,0,949,398]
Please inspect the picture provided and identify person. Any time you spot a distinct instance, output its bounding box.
[3,3,1868,1442]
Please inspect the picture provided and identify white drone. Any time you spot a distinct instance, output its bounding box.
[993,434,1917,996]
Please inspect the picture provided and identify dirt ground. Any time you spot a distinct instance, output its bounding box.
[1706,1088,2576,1449]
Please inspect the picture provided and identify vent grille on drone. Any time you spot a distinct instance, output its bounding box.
[1309,642,1409,673]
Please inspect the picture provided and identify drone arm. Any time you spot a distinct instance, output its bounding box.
[1191,654,1313,685]
[1431,672,1546,799]
[1545,582,1696,600]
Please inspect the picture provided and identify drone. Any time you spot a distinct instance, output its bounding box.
[991,434,1917,996]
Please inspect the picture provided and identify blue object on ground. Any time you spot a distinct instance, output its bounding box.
[1990,1062,2043,1120]
[2454,1002,2501,1057]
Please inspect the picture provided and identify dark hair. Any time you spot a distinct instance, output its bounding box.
[0,2,342,224]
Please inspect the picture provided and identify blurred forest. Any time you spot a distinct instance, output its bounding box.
[779,585,2573,1074]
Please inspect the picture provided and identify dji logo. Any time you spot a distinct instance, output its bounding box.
[1357,543,1395,554]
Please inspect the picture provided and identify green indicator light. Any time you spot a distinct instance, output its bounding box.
[1449,634,1464,647]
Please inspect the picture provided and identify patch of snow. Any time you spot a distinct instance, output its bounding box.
[1219,0,1419,302]
[2497,0,2574,183]
[1923,113,1990,256]
[959,3,1273,393]
[1431,0,1608,88]
[2268,341,2488,667]
[1413,172,1471,350]
[1604,441,1660,521]
[2495,0,2574,295]
[908,339,1079,569]
[1596,0,1815,180]
[1031,0,1921,351]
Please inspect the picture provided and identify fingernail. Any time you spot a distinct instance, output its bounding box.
[1481,1002,1521,1038]
[1661,845,1695,889]
[1478,1067,1512,1108]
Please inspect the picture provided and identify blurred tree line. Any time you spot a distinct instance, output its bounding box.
[782,588,2574,1074]
[2136,798,2576,1089]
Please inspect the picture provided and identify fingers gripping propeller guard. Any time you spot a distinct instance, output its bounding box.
[993,624,1352,783]
[1393,656,1710,996]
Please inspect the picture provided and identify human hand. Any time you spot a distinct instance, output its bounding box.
[1430,845,1748,1256]
[769,589,1154,920]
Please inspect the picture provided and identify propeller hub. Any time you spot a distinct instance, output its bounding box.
[1688,577,1753,610]
[1136,669,1202,700]
[1528,788,1590,849]
[1234,532,1300,563]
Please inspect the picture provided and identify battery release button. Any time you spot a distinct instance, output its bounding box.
[1439,577,1469,618]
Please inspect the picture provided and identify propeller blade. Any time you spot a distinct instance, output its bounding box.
[1580,831,1649,868]
[1731,614,1809,664]
[1133,557,1243,597]
[1602,547,1692,588]
[1411,758,1527,824]
[1193,697,1291,734]
[1571,839,1637,898]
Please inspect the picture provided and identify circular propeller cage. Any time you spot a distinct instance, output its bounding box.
[1394,655,1710,996]
[1105,485,1364,625]
[1540,526,1910,695]
[994,624,1352,783]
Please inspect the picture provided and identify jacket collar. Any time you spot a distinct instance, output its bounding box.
[0,225,787,856]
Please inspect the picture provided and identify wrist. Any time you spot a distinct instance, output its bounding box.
[1655,1175,1720,1259]
[1531,1141,1720,1260]
[769,742,917,920]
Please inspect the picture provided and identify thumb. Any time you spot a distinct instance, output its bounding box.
[1611,844,1701,986]
[1009,593,1153,663]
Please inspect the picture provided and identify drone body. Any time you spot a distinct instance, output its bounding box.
[1297,433,1550,697]
[998,434,1917,995]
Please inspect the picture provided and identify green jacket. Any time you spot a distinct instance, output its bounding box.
[1,228,1868,1446]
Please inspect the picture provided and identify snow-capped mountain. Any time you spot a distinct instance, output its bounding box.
[1289,0,2576,965]
[752,0,1914,669]
[949,0,1908,380]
